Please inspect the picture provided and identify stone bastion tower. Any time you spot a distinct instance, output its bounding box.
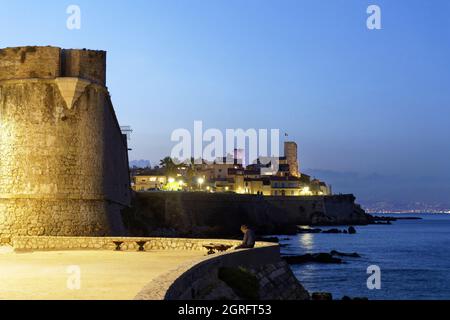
[0,46,131,243]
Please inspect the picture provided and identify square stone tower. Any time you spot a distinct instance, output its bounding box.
[284,141,300,178]
[0,46,130,244]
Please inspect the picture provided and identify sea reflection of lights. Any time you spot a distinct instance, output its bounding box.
[295,263,318,283]
[299,233,314,250]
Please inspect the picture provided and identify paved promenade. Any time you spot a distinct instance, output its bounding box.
[0,249,203,300]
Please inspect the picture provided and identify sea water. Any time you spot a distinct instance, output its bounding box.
[278,214,450,300]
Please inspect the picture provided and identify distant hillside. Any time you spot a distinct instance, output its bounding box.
[303,168,450,211]
[129,160,151,168]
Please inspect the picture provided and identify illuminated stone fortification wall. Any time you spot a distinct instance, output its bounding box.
[0,46,130,243]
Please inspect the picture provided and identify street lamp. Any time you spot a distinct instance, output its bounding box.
[197,177,205,190]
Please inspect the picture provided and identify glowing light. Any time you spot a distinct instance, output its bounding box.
[197,177,205,190]
[299,233,314,250]
[300,186,312,196]
[164,177,181,191]
[225,187,229,191]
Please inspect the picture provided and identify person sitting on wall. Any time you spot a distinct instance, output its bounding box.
[235,225,256,249]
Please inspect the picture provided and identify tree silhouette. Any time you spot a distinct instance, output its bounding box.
[159,157,178,176]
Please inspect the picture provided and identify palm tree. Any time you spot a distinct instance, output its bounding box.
[159,157,178,176]
[183,157,196,180]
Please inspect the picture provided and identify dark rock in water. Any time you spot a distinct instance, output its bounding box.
[321,227,357,234]
[370,215,422,222]
[314,253,342,263]
[330,250,361,258]
[373,221,392,225]
[283,255,306,264]
[284,253,342,264]
[323,228,343,234]
[342,296,368,301]
[298,227,322,234]
[372,216,397,222]
[312,292,333,301]
[372,215,422,222]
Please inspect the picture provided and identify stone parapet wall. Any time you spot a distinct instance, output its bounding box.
[61,49,106,85]
[0,47,61,80]
[135,243,309,300]
[249,261,308,300]
[0,46,106,85]
[11,235,247,252]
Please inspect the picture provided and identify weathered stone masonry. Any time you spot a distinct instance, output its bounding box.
[0,46,130,243]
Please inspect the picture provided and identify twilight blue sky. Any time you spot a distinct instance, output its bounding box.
[1,0,449,207]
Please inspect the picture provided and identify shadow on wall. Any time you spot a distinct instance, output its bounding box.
[122,192,254,238]
[121,192,370,238]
